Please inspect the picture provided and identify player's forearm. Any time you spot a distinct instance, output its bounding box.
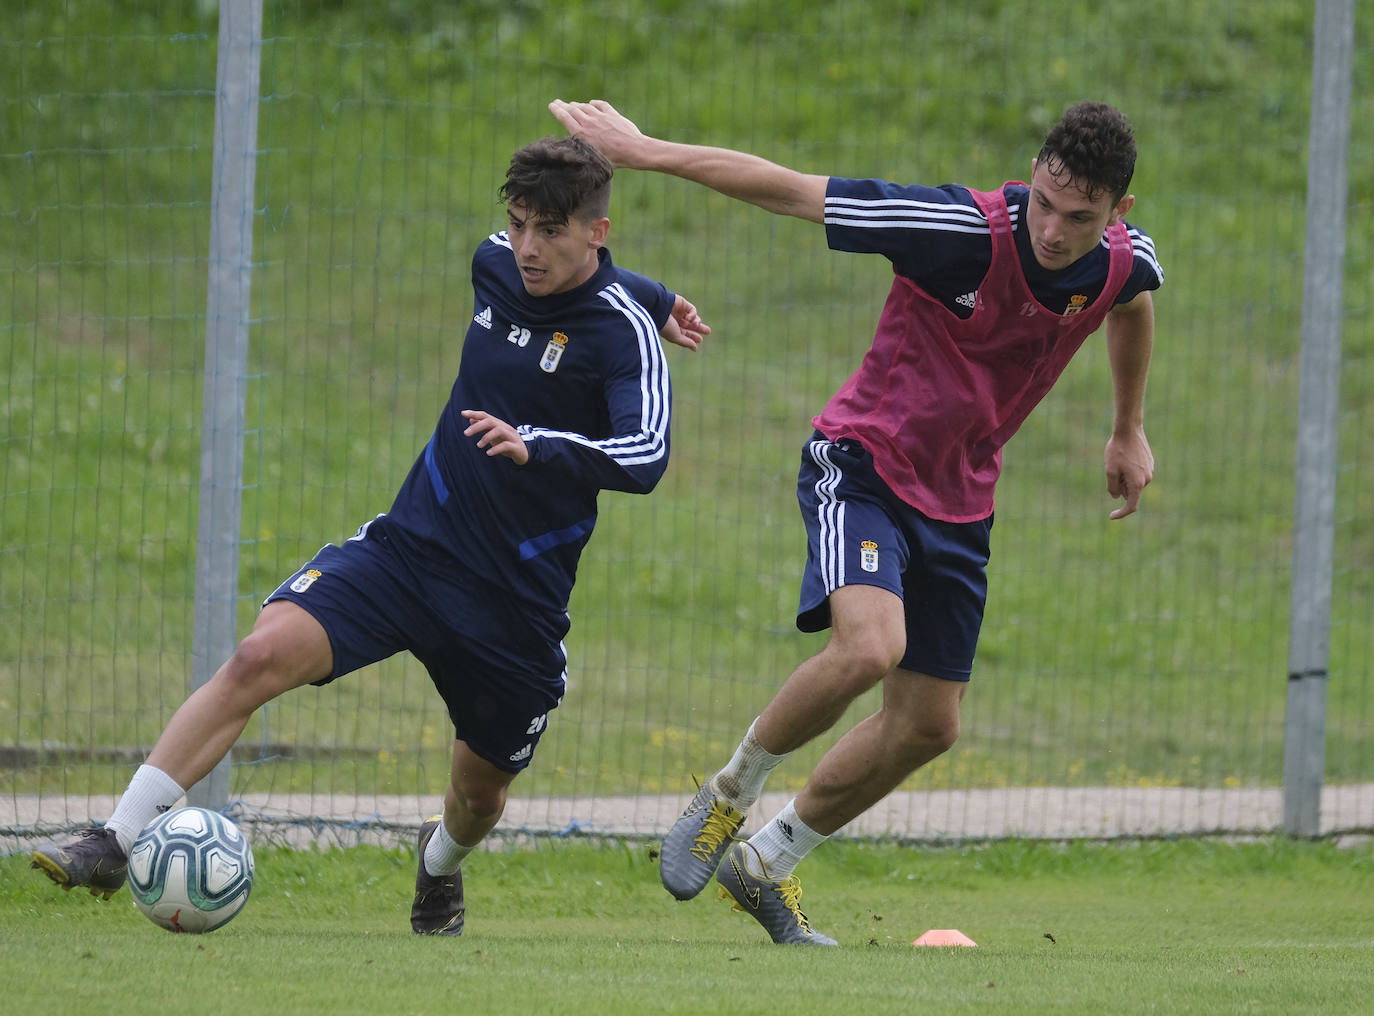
[549,99,827,222]
[521,427,669,495]
[631,137,827,223]
[1106,292,1153,433]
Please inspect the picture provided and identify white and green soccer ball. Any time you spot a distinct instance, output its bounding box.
[127,806,255,933]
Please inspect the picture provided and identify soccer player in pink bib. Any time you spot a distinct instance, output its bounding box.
[551,98,1162,946]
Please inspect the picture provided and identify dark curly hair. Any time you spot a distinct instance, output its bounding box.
[1038,101,1136,205]
[500,135,613,224]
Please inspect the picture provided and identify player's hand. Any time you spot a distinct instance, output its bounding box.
[1104,426,1154,520]
[661,294,711,351]
[462,410,529,465]
[549,99,649,169]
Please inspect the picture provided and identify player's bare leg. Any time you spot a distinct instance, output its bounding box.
[718,669,963,944]
[753,584,908,756]
[146,601,334,787]
[660,584,904,901]
[32,602,332,896]
[412,740,516,935]
[793,668,965,835]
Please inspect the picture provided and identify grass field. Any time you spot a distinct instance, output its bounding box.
[3,837,1373,1014]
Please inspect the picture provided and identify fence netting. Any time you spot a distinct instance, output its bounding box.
[3,1,1371,849]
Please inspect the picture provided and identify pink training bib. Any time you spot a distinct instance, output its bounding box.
[812,183,1134,522]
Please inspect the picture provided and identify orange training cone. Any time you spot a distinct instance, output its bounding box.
[912,928,977,947]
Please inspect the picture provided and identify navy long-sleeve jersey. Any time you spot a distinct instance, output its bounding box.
[385,234,674,613]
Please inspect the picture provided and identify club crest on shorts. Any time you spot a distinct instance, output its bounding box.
[540,332,569,373]
[859,540,879,573]
[289,568,322,593]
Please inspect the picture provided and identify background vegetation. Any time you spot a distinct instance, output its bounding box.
[2,2,1371,826]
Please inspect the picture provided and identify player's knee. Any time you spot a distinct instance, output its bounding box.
[830,639,904,694]
[907,714,959,759]
[217,631,290,703]
[458,783,507,823]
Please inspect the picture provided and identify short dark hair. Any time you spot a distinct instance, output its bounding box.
[499,135,613,224]
[1038,101,1136,205]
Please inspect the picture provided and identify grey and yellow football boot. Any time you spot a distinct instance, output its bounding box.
[716,841,837,946]
[659,779,745,901]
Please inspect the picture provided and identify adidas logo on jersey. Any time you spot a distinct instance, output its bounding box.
[474,306,493,330]
[508,743,532,763]
[955,291,978,310]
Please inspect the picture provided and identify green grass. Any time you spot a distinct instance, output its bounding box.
[2,1,1373,807]
[3,838,1373,1015]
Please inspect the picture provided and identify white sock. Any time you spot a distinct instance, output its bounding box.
[745,798,828,880]
[424,819,474,877]
[712,718,788,811]
[106,764,186,854]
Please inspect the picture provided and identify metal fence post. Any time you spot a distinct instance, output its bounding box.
[189,0,264,810]
[1283,0,1354,837]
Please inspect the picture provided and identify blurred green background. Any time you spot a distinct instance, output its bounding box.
[2,1,1370,827]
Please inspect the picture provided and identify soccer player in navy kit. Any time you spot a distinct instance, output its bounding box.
[551,98,1162,945]
[32,135,709,937]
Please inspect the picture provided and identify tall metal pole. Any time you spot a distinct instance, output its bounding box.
[1283,0,1354,837]
[189,0,263,810]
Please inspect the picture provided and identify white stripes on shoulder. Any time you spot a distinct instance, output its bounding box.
[1128,227,1163,284]
[1098,226,1163,285]
[518,283,670,468]
[824,195,991,235]
[596,282,671,466]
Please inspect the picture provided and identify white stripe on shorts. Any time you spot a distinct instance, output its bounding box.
[808,440,846,592]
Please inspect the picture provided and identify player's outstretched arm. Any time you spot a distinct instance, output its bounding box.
[1103,290,1155,519]
[549,99,828,224]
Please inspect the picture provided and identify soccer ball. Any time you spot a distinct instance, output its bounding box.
[127,806,255,933]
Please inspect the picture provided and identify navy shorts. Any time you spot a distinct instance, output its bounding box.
[266,515,565,773]
[795,434,993,682]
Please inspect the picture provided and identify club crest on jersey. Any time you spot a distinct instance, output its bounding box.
[859,540,879,573]
[540,332,569,373]
[1061,294,1088,318]
[290,568,322,593]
